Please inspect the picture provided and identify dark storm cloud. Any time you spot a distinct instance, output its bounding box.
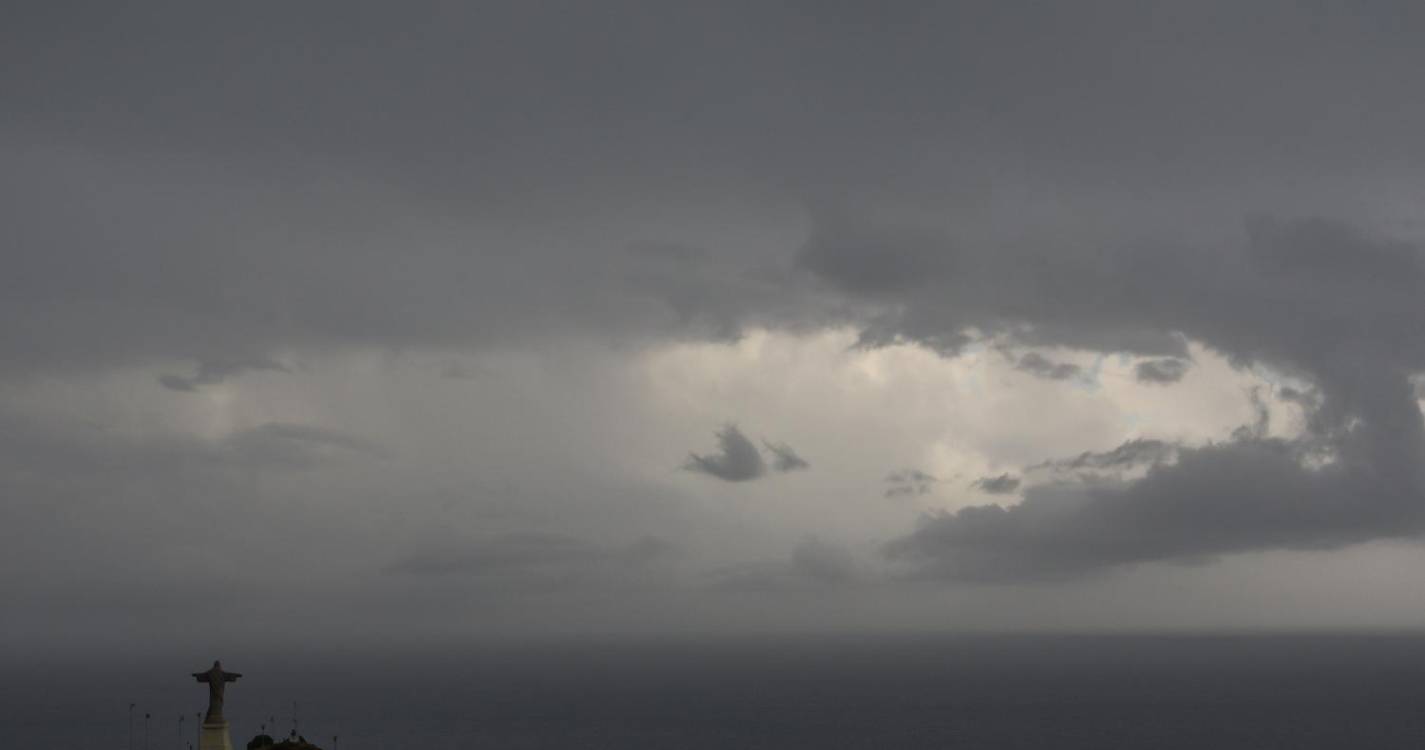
[684,425,766,482]
[801,213,1425,578]
[1135,358,1191,385]
[13,2,1425,193]
[12,1,1425,376]
[684,426,810,482]
[0,140,832,375]
[1014,352,1083,381]
[971,474,1022,495]
[887,430,1425,582]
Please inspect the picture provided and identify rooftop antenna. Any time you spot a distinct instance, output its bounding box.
[129,703,136,750]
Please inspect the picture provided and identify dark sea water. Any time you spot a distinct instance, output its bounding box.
[6,634,1425,749]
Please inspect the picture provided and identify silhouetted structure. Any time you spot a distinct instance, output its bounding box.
[192,661,242,724]
[245,734,323,750]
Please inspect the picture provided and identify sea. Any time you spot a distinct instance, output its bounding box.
[5,634,1425,749]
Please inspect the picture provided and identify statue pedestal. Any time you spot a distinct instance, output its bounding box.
[200,721,234,750]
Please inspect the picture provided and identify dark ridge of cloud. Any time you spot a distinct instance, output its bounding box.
[1032,438,1178,474]
[794,214,1425,375]
[887,432,1425,583]
[157,357,288,392]
[889,372,1425,582]
[885,469,938,498]
[1135,358,1191,384]
[385,533,673,577]
[155,376,200,393]
[1014,352,1082,381]
[764,441,810,472]
[971,473,1022,495]
[683,425,766,482]
[853,316,975,358]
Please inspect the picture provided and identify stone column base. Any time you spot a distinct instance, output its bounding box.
[200,721,234,750]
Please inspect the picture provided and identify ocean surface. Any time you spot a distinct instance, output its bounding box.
[5,634,1425,749]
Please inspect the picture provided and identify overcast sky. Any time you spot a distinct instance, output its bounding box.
[6,1,1425,653]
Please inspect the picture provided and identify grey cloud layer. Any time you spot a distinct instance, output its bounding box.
[6,0,1425,637]
[1013,353,1083,381]
[0,411,390,606]
[807,216,1425,579]
[11,2,1425,373]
